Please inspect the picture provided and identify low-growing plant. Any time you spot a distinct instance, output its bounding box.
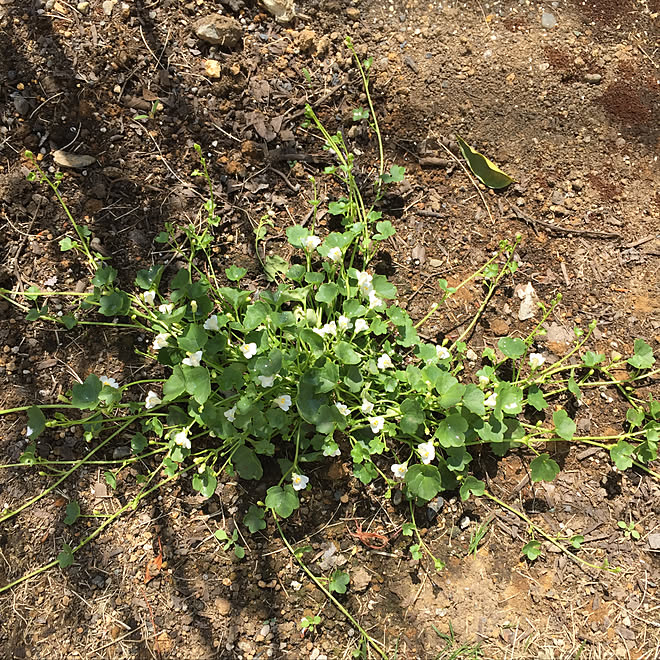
[1,35,659,660]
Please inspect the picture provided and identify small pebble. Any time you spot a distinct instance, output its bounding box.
[541,12,557,28]
[584,73,602,84]
[77,1,89,13]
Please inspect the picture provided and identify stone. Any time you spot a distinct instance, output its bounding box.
[204,59,222,78]
[541,12,556,29]
[346,7,360,19]
[102,0,116,15]
[261,0,295,23]
[216,597,232,615]
[53,150,96,169]
[584,73,602,84]
[193,15,243,48]
[648,533,660,550]
[12,94,30,116]
[296,29,316,54]
[490,319,510,336]
[77,1,90,13]
[351,566,372,592]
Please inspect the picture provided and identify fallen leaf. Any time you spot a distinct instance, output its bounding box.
[456,136,514,189]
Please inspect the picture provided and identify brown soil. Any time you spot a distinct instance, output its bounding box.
[1,0,659,659]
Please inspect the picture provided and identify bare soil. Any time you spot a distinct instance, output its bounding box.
[1,0,659,658]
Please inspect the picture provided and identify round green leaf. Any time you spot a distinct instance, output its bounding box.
[405,464,443,501]
[530,453,560,483]
[265,485,299,518]
[497,337,526,359]
[72,374,102,410]
[552,409,576,441]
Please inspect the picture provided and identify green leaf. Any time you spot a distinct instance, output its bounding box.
[286,225,310,248]
[60,314,77,329]
[628,339,655,370]
[178,324,208,353]
[315,283,339,304]
[63,500,81,525]
[381,164,406,184]
[57,543,74,568]
[583,351,605,367]
[352,107,369,121]
[136,265,164,290]
[373,221,396,241]
[329,569,350,594]
[226,265,247,281]
[498,337,526,359]
[71,374,102,410]
[131,432,148,454]
[553,409,576,441]
[91,265,117,288]
[163,366,186,401]
[99,291,130,317]
[568,373,582,400]
[263,255,289,282]
[400,397,425,435]
[530,453,560,483]
[462,385,485,416]
[496,384,523,416]
[234,545,245,559]
[446,446,472,473]
[405,464,443,501]
[192,467,217,498]
[435,413,468,448]
[521,540,542,561]
[570,535,584,550]
[460,476,485,501]
[104,471,117,489]
[26,406,46,440]
[59,236,75,251]
[232,446,263,480]
[244,505,267,533]
[626,408,645,428]
[372,275,397,299]
[335,341,361,365]
[184,366,211,405]
[456,135,515,189]
[265,485,299,518]
[526,386,548,411]
[610,440,635,471]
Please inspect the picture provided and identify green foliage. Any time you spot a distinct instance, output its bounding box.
[329,569,350,594]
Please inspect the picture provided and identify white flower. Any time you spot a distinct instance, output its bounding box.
[354,318,369,333]
[478,374,490,387]
[275,394,292,411]
[377,353,393,370]
[368,290,383,309]
[26,426,34,438]
[224,406,237,422]
[290,580,303,591]
[100,375,119,389]
[337,315,352,331]
[258,374,275,388]
[173,429,191,450]
[335,402,350,416]
[144,391,162,409]
[143,290,156,305]
[158,303,174,314]
[327,246,343,263]
[391,463,408,479]
[529,353,546,369]
[418,441,435,465]
[153,333,170,351]
[291,472,309,491]
[322,321,337,336]
[484,392,498,407]
[436,345,450,360]
[355,270,373,295]
[182,350,203,367]
[361,399,374,414]
[190,300,198,313]
[303,235,321,251]
[240,342,257,359]
[369,416,385,434]
[203,315,219,331]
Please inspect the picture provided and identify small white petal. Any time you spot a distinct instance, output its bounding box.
[224,406,237,422]
[143,290,156,305]
[276,394,292,411]
[258,374,276,388]
[354,318,369,333]
[436,345,450,360]
[335,402,350,416]
[291,472,309,491]
[377,353,393,370]
[327,246,343,262]
[369,416,384,434]
[203,315,219,331]
[391,463,408,479]
[361,399,374,414]
[144,391,162,409]
[240,343,257,359]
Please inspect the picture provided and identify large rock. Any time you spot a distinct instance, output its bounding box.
[53,150,96,169]
[193,15,242,49]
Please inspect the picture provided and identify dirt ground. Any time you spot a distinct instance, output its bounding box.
[1,0,660,658]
